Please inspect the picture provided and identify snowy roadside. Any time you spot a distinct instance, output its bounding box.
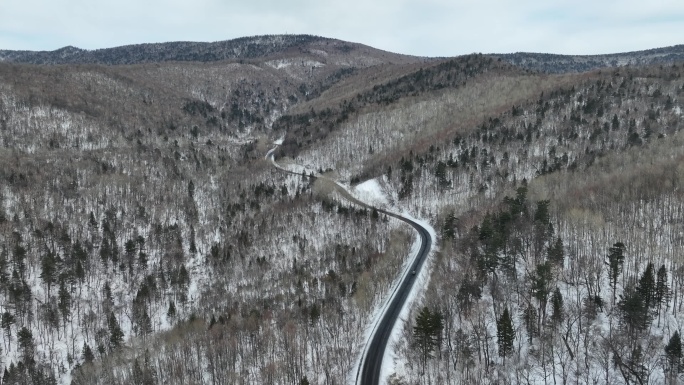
[268,141,437,385]
[378,215,437,384]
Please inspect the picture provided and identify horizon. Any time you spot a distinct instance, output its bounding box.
[1,1,683,57]
[1,34,681,58]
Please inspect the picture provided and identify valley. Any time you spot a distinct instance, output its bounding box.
[0,35,683,385]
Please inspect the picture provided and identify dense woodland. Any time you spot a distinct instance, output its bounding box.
[0,36,683,384]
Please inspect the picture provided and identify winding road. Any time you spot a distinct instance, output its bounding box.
[266,146,433,385]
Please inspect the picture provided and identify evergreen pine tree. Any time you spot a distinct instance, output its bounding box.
[75,260,85,283]
[139,308,152,336]
[413,306,436,372]
[58,280,71,324]
[88,211,98,228]
[132,358,144,385]
[100,238,111,266]
[533,200,553,261]
[665,331,682,375]
[618,285,649,335]
[547,237,564,266]
[309,303,320,325]
[497,307,515,365]
[17,327,34,360]
[142,349,157,385]
[0,247,8,285]
[550,287,564,326]
[522,303,538,343]
[167,300,177,319]
[1,311,15,351]
[636,262,656,312]
[656,265,670,315]
[82,343,95,364]
[108,312,124,349]
[442,211,457,239]
[429,310,444,357]
[0,192,6,223]
[531,262,553,328]
[435,161,449,187]
[608,242,626,305]
[188,180,195,199]
[39,250,57,297]
[3,365,11,384]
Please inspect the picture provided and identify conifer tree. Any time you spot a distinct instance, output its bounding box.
[414,306,438,371]
[608,242,626,305]
[108,312,124,349]
[82,343,95,364]
[547,236,564,266]
[531,262,553,328]
[2,311,15,351]
[39,250,57,297]
[100,237,111,265]
[142,349,157,385]
[58,280,71,325]
[656,265,670,318]
[17,327,34,361]
[636,262,656,312]
[132,358,144,385]
[442,211,457,239]
[435,161,449,188]
[618,285,650,335]
[550,287,564,326]
[167,300,177,319]
[429,310,444,358]
[522,303,538,343]
[497,307,515,365]
[665,331,682,376]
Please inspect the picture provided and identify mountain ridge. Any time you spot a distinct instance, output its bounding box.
[495,43,684,73]
[0,34,421,66]
[2,34,683,74]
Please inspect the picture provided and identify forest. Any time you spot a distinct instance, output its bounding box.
[0,36,683,384]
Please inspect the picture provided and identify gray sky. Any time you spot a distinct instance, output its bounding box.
[1,0,683,56]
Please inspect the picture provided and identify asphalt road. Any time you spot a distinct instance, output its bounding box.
[357,211,431,385]
[266,147,433,385]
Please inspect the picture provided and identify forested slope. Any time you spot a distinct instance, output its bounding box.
[0,36,683,385]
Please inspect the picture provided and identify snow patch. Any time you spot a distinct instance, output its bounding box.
[266,59,325,70]
[350,178,389,208]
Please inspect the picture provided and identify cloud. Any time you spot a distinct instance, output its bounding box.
[0,0,682,56]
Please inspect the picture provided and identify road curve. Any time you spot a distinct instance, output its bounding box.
[357,212,431,385]
[266,147,433,385]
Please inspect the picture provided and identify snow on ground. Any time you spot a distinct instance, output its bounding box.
[350,178,390,209]
[265,59,325,70]
[270,143,437,385]
[379,215,437,385]
[346,233,423,385]
[343,198,437,384]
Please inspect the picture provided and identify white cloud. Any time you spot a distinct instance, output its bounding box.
[0,0,682,56]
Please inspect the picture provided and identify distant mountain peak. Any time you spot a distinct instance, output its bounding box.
[0,34,340,66]
[496,43,684,73]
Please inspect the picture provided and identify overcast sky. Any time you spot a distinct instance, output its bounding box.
[1,0,682,56]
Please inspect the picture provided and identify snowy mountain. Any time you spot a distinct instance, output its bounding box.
[0,35,419,66]
[0,35,684,385]
[496,44,684,73]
